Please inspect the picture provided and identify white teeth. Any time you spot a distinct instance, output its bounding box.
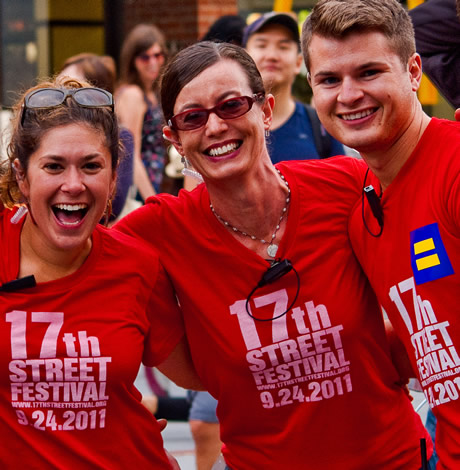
[60,220,82,226]
[209,142,238,156]
[54,203,87,211]
[341,109,374,121]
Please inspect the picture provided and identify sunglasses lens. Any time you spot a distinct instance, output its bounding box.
[171,96,255,131]
[217,97,250,119]
[138,52,163,62]
[74,89,112,107]
[175,110,208,130]
[26,89,65,108]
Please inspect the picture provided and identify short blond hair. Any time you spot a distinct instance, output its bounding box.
[301,0,416,72]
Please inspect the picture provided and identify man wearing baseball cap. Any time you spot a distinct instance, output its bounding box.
[244,12,345,163]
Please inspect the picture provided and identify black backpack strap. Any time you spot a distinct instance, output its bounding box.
[304,103,332,159]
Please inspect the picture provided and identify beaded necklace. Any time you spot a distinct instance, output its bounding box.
[210,170,290,258]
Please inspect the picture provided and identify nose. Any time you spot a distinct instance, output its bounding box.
[204,110,228,136]
[61,167,85,194]
[337,77,364,105]
[264,45,279,60]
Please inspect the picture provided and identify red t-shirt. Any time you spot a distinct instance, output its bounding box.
[349,118,460,470]
[0,207,183,469]
[117,157,431,470]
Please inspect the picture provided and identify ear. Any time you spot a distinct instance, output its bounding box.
[408,53,423,92]
[262,94,275,130]
[295,52,303,75]
[162,125,184,156]
[109,169,117,200]
[13,159,29,198]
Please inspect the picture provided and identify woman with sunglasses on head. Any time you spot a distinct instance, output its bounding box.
[0,76,201,469]
[116,23,168,200]
[115,42,434,469]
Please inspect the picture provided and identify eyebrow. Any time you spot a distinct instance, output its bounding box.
[39,154,103,162]
[177,91,240,112]
[313,61,387,79]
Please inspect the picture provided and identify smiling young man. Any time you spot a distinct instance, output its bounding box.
[243,12,345,163]
[302,1,460,468]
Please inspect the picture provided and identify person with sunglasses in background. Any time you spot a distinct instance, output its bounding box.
[115,41,434,470]
[0,76,202,469]
[116,24,168,200]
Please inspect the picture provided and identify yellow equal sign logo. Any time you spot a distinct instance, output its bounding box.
[414,238,441,271]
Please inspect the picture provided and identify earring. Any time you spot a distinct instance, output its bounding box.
[10,205,28,224]
[265,129,270,137]
[181,156,204,183]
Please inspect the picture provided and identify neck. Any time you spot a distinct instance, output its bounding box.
[207,161,290,257]
[361,109,431,191]
[270,86,296,130]
[19,217,92,283]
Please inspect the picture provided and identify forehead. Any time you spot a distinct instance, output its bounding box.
[175,60,251,109]
[309,30,400,71]
[142,43,162,53]
[33,123,107,155]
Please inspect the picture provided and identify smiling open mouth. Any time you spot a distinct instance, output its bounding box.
[52,203,88,226]
[207,141,242,157]
[339,108,377,121]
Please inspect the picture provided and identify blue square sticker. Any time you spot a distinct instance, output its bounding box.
[410,223,454,285]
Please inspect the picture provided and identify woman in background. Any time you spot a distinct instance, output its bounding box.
[116,24,168,199]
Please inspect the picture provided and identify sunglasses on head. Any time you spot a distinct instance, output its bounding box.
[21,87,114,126]
[168,94,265,131]
[137,51,164,63]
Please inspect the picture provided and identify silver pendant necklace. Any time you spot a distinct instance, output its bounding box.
[210,170,291,258]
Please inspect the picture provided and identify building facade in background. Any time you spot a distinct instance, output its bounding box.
[0,0,452,117]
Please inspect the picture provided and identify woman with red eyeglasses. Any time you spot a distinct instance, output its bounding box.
[116,23,168,200]
[0,76,201,469]
[115,41,435,470]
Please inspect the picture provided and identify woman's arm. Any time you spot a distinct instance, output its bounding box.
[157,336,205,391]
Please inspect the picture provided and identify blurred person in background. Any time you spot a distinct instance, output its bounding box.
[244,12,345,164]
[409,0,460,110]
[116,24,168,199]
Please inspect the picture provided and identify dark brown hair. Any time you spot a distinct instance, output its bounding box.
[119,23,167,91]
[301,0,416,71]
[0,76,119,208]
[160,41,266,124]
